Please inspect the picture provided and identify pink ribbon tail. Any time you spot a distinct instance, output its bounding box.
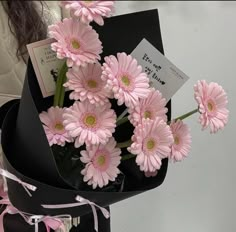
[43,217,66,232]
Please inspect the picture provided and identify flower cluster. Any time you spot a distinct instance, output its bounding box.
[39,1,229,189]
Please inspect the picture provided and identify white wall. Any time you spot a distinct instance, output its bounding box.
[111,2,236,232]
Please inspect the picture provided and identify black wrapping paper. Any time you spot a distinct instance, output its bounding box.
[3,215,47,232]
[0,9,170,231]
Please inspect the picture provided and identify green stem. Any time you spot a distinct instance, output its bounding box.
[58,71,68,107]
[117,109,128,121]
[170,108,198,123]
[116,116,129,126]
[121,153,136,161]
[116,139,132,148]
[53,62,68,107]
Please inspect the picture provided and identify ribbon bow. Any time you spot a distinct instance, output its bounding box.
[42,195,110,232]
[0,168,36,197]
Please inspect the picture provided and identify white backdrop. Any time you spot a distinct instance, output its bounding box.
[111,2,236,232]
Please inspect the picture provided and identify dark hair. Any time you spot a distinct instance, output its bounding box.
[2,0,48,63]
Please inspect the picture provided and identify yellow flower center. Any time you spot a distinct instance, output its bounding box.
[144,111,152,119]
[174,136,180,145]
[71,39,80,50]
[147,139,155,150]
[84,115,96,127]
[97,155,106,166]
[87,80,97,89]
[121,76,131,86]
[207,101,214,112]
[55,123,64,131]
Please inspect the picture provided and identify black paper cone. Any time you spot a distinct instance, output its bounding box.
[0,9,171,229]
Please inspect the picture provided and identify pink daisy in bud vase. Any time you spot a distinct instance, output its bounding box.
[169,120,191,162]
[194,80,229,133]
[39,107,73,146]
[128,118,174,173]
[48,18,102,67]
[128,89,168,126]
[63,100,116,148]
[80,137,121,189]
[102,52,151,108]
[64,63,112,106]
[60,1,115,26]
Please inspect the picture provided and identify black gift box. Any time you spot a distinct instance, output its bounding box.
[0,9,171,232]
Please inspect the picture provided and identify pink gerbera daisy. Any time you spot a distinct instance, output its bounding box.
[80,137,121,189]
[48,18,102,67]
[128,89,168,126]
[101,52,151,108]
[169,120,191,162]
[39,107,73,146]
[60,1,115,26]
[194,80,229,133]
[128,118,174,173]
[63,100,116,147]
[64,63,112,105]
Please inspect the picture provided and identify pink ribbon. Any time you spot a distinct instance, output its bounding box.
[0,168,37,197]
[0,168,110,231]
[42,195,110,232]
[0,168,68,232]
[0,196,69,232]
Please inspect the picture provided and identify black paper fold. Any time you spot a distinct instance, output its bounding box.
[0,9,171,231]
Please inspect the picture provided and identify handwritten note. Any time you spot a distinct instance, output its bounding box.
[131,39,189,102]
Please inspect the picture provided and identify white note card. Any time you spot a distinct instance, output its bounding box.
[131,38,189,102]
[27,38,65,98]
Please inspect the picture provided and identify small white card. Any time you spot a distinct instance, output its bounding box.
[27,38,65,97]
[131,39,189,102]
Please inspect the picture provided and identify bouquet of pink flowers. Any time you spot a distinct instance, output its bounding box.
[41,1,229,188]
[0,1,229,232]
